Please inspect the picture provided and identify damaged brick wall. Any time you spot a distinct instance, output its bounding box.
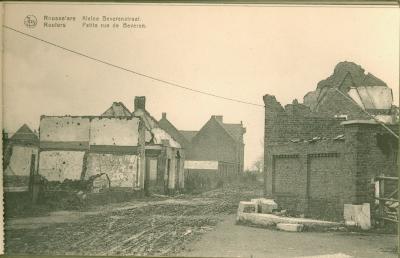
[263,62,398,220]
[265,140,353,220]
[343,122,399,204]
[263,98,398,220]
[263,95,346,145]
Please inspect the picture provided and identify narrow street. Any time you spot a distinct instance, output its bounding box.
[5,183,397,257]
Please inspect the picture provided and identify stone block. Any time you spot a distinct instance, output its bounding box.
[343,203,371,230]
[276,223,304,232]
[251,198,266,213]
[238,201,257,214]
[250,198,278,214]
[259,199,278,214]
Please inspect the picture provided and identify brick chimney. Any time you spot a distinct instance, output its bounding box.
[134,96,146,111]
[213,115,223,123]
[162,112,167,119]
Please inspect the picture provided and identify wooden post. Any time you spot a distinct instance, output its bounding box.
[144,157,150,196]
[379,177,385,226]
[29,154,40,204]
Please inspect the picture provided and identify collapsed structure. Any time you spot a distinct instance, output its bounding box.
[263,62,398,220]
[36,96,184,197]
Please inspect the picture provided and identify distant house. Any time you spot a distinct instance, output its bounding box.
[4,124,39,192]
[188,115,245,174]
[160,114,246,175]
[159,114,245,191]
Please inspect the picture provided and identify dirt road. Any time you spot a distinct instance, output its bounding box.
[5,184,262,256]
[5,184,398,257]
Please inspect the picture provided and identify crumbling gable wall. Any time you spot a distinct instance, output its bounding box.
[38,116,144,190]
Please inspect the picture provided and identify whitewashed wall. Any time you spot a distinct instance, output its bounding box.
[40,117,90,142]
[89,117,140,146]
[39,151,85,181]
[85,153,138,188]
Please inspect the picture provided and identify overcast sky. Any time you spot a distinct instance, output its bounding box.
[3,3,399,169]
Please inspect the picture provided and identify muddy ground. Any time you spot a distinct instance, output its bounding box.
[5,182,263,256]
[4,182,398,257]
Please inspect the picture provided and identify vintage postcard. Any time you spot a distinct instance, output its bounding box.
[1,2,399,257]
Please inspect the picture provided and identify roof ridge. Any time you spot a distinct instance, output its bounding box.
[212,117,238,143]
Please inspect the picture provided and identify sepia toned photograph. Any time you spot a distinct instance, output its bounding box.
[1,2,399,257]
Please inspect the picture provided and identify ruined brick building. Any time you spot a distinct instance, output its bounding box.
[263,61,398,220]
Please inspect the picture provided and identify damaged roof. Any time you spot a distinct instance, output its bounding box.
[303,61,390,111]
[132,104,182,149]
[219,123,245,142]
[348,86,393,110]
[316,61,387,90]
[151,128,181,148]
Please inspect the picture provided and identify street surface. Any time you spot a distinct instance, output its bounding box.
[179,215,397,258]
[5,183,398,257]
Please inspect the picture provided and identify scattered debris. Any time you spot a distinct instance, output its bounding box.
[333,134,345,141]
